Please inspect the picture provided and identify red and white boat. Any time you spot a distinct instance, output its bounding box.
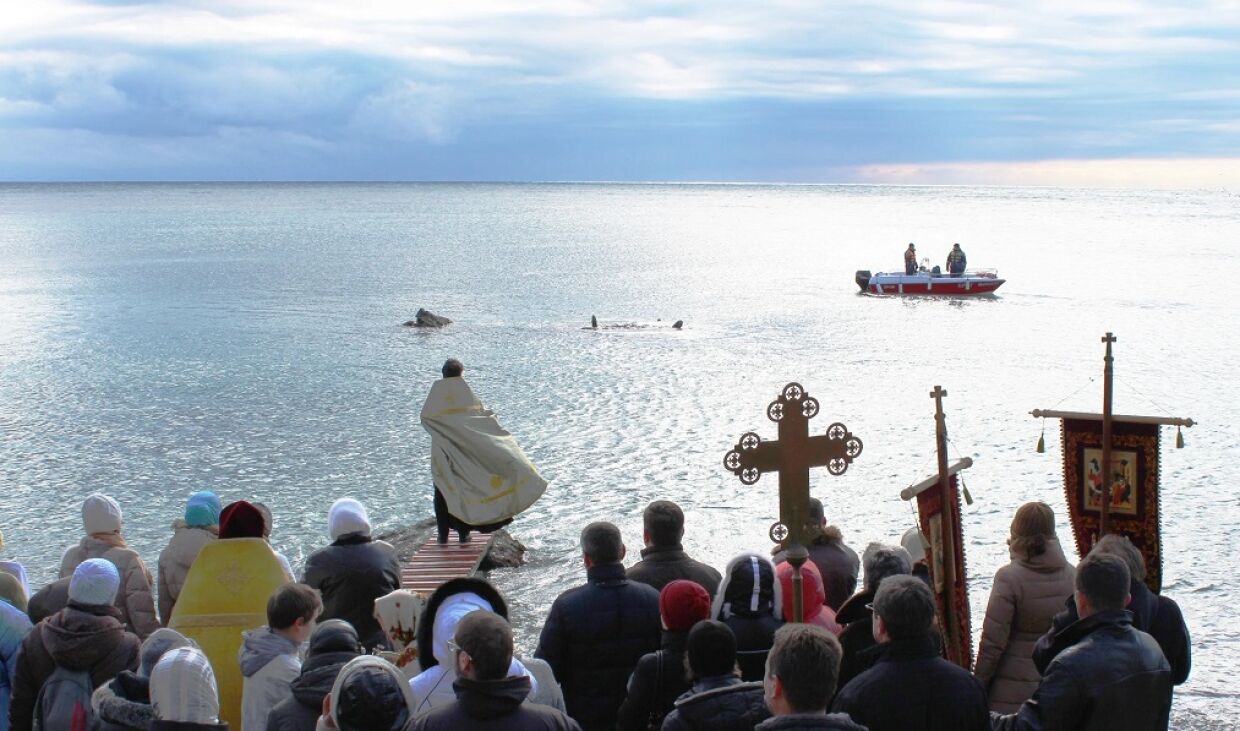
[855,268,1004,296]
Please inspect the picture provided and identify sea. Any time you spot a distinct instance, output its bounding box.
[0,183,1236,726]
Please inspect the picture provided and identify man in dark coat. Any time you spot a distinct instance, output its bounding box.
[661,620,770,731]
[831,576,989,731]
[993,554,1172,731]
[407,611,581,731]
[1032,534,1190,685]
[535,521,661,731]
[626,501,721,596]
[25,576,70,625]
[774,499,859,611]
[10,559,141,731]
[756,624,866,731]
[266,619,362,731]
[303,498,402,650]
[835,543,912,689]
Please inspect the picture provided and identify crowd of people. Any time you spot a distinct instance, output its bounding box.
[0,490,1192,730]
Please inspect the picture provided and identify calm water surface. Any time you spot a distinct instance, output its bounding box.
[0,183,1236,725]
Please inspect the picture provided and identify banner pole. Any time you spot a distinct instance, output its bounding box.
[1100,333,1117,539]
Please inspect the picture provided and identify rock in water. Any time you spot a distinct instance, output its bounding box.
[480,529,526,570]
[404,308,452,328]
[672,320,683,330]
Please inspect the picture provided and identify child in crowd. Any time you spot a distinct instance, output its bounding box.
[240,583,322,731]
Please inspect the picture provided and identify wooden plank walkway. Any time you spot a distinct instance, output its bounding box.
[401,534,494,595]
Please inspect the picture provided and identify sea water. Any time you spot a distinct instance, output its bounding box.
[0,183,1236,725]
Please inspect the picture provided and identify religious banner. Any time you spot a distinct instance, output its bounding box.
[912,473,973,670]
[1060,417,1162,592]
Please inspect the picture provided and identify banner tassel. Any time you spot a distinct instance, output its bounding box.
[1176,426,1184,449]
[1036,430,1045,453]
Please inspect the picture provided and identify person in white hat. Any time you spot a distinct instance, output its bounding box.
[10,558,141,730]
[60,494,160,640]
[149,646,228,729]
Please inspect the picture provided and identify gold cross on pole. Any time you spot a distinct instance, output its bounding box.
[723,383,864,621]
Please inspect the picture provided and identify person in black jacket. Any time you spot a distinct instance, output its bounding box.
[1032,534,1190,685]
[992,553,1172,731]
[831,575,989,731]
[535,521,661,731]
[712,553,784,681]
[265,620,362,731]
[303,498,402,651]
[405,612,581,731]
[627,501,721,596]
[773,499,859,611]
[616,580,712,730]
[661,620,770,731]
[834,542,912,690]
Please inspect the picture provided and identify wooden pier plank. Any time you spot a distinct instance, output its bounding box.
[400,534,493,595]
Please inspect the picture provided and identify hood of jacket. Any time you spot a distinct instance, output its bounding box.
[714,553,781,620]
[95,671,155,729]
[834,589,874,626]
[329,656,417,731]
[756,713,868,731]
[239,626,301,677]
[416,577,508,670]
[290,653,354,709]
[1009,536,1071,573]
[72,534,130,559]
[412,653,538,713]
[776,562,829,624]
[452,675,532,720]
[42,602,129,671]
[674,679,768,727]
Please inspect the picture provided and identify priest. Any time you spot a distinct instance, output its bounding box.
[420,359,548,543]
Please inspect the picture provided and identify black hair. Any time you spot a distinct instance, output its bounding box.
[767,624,842,713]
[442,359,464,378]
[581,521,623,564]
[1077,553,1130,612]
[643,500,685,547]
[872,575,935,641]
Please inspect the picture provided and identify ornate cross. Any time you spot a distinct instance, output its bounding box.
[723,382,864,553]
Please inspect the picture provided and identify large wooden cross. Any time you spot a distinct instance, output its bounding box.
[723,383,863,620]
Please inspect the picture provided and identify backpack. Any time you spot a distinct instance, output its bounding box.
[33,665,95,731]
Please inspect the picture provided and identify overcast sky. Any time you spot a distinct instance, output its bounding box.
[2,1,1238,185]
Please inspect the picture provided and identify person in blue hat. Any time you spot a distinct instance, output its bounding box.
[158,491,222,624]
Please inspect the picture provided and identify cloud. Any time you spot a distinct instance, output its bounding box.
[0,1,1238,182]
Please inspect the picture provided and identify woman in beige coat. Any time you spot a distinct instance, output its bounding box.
[158,491,221,624]
[59,493,160,639]
[973,501,1076,713]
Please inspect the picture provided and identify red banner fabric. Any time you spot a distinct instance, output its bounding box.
[915,474,974,670]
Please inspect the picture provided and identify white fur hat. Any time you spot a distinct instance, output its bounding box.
[328,498,371,540]
[82,493,123,535]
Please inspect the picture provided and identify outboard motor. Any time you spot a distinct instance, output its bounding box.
[855,270,871,292]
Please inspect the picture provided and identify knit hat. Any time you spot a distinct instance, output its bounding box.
[82,493,123,535]
[328,498,372,540]
[218,501,265,539]
[330,656,417,731]
[0,572,26,612]
[150,647,221,724]
[1011,502,1056,539]
[659,580,711,632]
[183,491,222,528]
[68,557,121,606]
[686,619,737,678]
[140,628,197,677]
[309,619,364,657]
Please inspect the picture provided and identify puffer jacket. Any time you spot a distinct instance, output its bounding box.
[1032,577,1191,686]
[660,676,770,731]
[712,554,783,682]
[9,602,141,731]
[0,599,34,731]
[92,670,155,731]
[973,538,1075,713]
[157,522,217,625]
[993,610,1171,731]
[61,536,160,640]
[776,562,841,634]
[535,563,661,731]
[302,534,401,650]
[264,649,356,731]
[615,630,689,731]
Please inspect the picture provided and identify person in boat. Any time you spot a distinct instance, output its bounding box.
[947,243,967,275]
[904,244,917,275]
[420,359,548,544]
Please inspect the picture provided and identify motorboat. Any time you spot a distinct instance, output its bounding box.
[855,267,1004,296]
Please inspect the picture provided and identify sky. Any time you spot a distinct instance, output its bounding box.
[1,1,1239,185]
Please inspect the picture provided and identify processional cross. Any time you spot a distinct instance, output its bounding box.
[723,383,863,622]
